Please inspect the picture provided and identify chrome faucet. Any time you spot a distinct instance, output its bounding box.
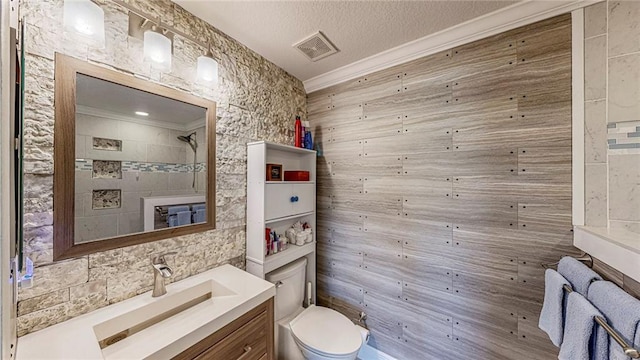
[151,252,176,297]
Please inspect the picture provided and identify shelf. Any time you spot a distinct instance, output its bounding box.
[262,242,316,274]
[265,211,315,224]
[248,140,316,155]
[266,181,315,184]
[574,226,640,283]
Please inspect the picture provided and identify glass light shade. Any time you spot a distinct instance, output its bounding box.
[63,0,105,47]
[144,30,172,71]
[197,55,219,84]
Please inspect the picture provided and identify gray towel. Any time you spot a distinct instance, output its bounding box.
[193,209,206,223]
[176,210,192,226]
[588,281,640,360]
[192,203,206,212]
[167,205,190,216]
[539,269,571,346]
[559,291,608,360]
[557,257,602,296]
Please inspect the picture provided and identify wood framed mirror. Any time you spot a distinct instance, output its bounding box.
[53,53,216,260]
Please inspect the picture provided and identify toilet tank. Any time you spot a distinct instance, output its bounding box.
[266,257,307,321]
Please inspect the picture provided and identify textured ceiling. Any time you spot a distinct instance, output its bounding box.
[174,0,518,81]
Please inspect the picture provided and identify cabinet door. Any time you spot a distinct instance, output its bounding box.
[265,184,293,220]
[292,184,315,215]
[194,312,268,360]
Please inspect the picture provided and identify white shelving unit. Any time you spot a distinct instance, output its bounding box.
[246,141,317,303]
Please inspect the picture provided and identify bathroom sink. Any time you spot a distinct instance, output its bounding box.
[93,279,236,349]
[17,265,275,360]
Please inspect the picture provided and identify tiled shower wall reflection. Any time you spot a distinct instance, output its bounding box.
[75,112,207,242]
[583,1,640,233]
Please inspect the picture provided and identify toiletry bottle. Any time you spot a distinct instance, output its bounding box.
[305,131,312,150]
[295,116,302,147]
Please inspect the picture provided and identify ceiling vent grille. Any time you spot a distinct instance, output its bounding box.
[293,31,338,62]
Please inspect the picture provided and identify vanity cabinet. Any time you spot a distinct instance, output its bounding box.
[246,141,317,304]
[173,298,274,360]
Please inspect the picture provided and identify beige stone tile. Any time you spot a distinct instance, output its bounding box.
[585,2,607,38]
[608,53,640,122]
[18,258,89,301]
[90,256,154,302]
[609,220,640,234]
[584,36,607,101]
[23,225,53,266]
[17,292,108,336]
[17,289,69,316]
[609,154,640,221]
[88,248,123,268]
[585,163,608,227]
[608,0,640,57]
[70,279,107,300]
[585,100,607,162]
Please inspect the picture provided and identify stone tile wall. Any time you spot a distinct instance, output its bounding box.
[584,1,640,233]
[19,0,306,335]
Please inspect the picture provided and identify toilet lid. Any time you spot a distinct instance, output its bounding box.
[289,305,362,356]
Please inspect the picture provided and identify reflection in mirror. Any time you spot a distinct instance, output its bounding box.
[74,74,207,244]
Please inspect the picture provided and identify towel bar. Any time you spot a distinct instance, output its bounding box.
[541,253,593,269]
[562,284,640,358]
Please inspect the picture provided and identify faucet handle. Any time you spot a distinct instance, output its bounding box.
[152,251,177,264]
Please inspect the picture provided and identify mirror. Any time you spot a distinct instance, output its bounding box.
[53,54,216,260]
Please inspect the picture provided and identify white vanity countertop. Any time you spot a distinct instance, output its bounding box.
[16,265,275,360]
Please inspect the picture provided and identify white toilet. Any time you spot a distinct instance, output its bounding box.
[266,257,363,360]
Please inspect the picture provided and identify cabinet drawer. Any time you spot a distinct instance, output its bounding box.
[194,312,268,360]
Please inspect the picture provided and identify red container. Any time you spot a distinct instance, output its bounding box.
[294,116,302,148]
[284,171,310,181]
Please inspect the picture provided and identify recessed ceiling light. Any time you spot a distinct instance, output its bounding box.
[135,111,149,116]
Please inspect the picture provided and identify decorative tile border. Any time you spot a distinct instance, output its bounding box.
[92,137,122,151]
[76,159,206,173]
[607,121,640,152]
[92,189,121,210]
[92,160,122,179]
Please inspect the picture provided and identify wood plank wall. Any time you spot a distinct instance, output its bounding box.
[307,15,579,360]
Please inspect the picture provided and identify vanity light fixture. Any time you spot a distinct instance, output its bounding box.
[135,111,149,116]
[63,0,105,47]
[197,48,219,85]
[144,26,172,71]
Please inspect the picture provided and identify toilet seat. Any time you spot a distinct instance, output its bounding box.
[289,305,362,357]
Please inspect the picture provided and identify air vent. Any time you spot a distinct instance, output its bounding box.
[293,31,339,62]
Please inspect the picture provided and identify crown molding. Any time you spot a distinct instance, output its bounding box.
[303,0,599,94]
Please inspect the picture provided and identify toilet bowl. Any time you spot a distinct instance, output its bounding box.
[266,258,363,360]
[290,305,362,360]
